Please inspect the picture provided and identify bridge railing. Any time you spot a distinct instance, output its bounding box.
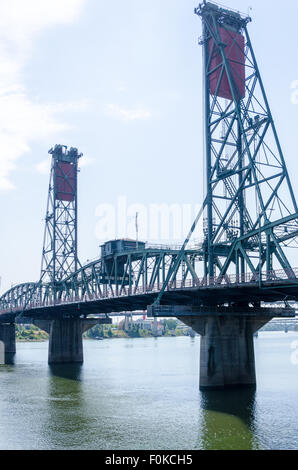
[1,266,298,315]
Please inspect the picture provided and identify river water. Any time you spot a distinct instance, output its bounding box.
[0,333,297,450]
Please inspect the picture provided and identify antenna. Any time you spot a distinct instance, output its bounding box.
[135,212,139,249]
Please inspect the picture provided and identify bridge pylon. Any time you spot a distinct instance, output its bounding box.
[196,1,298,281]
[151,2,298,390]
[193,0,298,388]
[38,145,87,364]
[193,0,298,389]
[0,323,16,364]
[41,145,82,284]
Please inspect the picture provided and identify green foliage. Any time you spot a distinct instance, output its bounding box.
[85,324,105,339]
[16,320,192,343]
[164,330,173,337]
[163,319,178,331]
[138,328,151,337]
[175,328,185,337]
[107,328,113,338]
[127,324,141,338]
[16,324,48,342]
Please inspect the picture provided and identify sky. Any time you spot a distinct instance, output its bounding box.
[1,0,298,292]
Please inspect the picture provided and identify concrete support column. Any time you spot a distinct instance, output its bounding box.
[148,304,284,391]
[34,318,111,364]
[0,341,4,365]
[199,316,256,390]
[48,319,83,364]
[0,323,16,355]
[180,313,274,390]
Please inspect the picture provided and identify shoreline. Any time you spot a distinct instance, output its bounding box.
[16,333,195,343]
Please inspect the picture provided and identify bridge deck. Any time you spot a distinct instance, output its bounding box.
[1,277,298,322]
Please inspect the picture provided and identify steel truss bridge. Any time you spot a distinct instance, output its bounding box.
[1,1,298,389]
[2,1,298,322]
[1,244,298,322]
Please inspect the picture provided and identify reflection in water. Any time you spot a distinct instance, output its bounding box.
[0,335,298,450]
[200,388,258,450]
[4,353,15,365]
[45,364,91,449]
[49,364,82,381]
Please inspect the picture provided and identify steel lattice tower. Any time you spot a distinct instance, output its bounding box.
[41,145,82,283]
[195,1,298,283]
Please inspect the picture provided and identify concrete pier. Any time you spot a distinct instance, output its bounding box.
[0,323,16,358]
[147,304,281,390]
[48,319,84,364]
[181,313,272,390]
[34,318,111,364]
[0,341,4,364]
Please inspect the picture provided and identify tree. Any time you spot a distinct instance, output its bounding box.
[107,328,113,338]
[164,319,178,331]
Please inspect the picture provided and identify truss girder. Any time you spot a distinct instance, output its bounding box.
[195,2,298,282]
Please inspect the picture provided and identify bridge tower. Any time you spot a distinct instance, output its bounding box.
[151,2,298,390]
[40,145,85,364]
[197,1,297,282]
[188,1,298,389]
[41,145,82,284]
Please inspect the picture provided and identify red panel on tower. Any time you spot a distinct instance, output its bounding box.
[55,162,75,202]
[208,27,245,101]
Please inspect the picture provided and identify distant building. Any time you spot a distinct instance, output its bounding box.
[126,318,163,336]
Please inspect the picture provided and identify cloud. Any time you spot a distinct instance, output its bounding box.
[35,159,51,176]
[79,156,95,168]
[0,0,85,54]
[0,0,87,190]
[107,103,152,122]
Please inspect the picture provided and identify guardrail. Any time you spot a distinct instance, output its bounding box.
[1,266,298,316]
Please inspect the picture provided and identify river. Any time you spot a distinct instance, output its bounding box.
[0,333,297,450]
